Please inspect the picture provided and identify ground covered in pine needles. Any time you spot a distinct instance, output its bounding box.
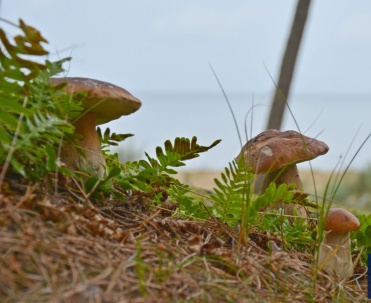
[0,175,368,303]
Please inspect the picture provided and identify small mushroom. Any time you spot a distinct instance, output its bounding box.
[236,129,329,216]
[317,208,360,280]
[50,77,142,178]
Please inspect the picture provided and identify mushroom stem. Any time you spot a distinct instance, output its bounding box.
[260,164,303,192]
[61,112,106,178]
[317,231,353,280]
[258,164,306,217]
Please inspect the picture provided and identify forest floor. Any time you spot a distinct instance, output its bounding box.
[0,170,368,302]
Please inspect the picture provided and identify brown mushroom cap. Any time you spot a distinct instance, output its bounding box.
[50,77,142,125]
[324,208,360,232]
[236,129,329,174]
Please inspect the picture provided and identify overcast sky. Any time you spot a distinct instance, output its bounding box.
[2,1,371,172]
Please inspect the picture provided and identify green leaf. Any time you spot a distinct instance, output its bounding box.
[0,127,10,145]
[210,159,253,226]
[364,225,371,247]
[0,96,30,114]
[107,166,122,179]
[0,112,19,130]
[356,232,365,247]
[156,136,221,163]
[84,176,101,193]
[98,127,134,147]
[45,145,57,171]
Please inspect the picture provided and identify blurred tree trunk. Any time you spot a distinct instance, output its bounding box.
[266,0,312,130]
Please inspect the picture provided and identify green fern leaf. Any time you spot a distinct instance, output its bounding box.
[97,127,133,147]
[210,160,253,225]
[155,136,221,166]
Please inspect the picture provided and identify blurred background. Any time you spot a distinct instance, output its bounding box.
[2,1,371,209]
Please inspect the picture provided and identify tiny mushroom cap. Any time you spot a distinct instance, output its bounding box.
[50,77,142,124]
[324,208,360,233]
[236,129,329,174]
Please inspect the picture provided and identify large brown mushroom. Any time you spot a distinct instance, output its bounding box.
[236,129,329,216]
[50,77,142,179]
[317,208,360,280]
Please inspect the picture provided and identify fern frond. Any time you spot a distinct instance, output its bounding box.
[0,19,78,181]
[210,160,252,226]
[211,154,301,228]
[138,136,221,175]
[156,136,221,162]
[97,127,134,153]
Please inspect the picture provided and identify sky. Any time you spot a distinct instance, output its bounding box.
[1,1,371,172]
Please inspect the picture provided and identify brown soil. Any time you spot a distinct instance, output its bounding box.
[0,173,368,302]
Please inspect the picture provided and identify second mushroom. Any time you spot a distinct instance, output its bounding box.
[236,129,329,217]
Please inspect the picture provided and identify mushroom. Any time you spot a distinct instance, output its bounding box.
[317,208,360,280]
[50,77,142,179]
[236,129,329,216]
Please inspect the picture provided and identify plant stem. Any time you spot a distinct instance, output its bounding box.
[0,96,28,192]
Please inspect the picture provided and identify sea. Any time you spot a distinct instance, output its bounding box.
[105,92,371,173]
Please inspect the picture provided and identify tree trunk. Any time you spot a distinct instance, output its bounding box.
[266,0,312,130]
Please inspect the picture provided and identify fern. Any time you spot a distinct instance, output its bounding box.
[259,212,313,250]
[244,182,294,223]
[86,136,220,216]
[210,160,253,226]
[97,127,134,152]
[137,136,220,184]
[157,136,221,160]
[150,136,222,174]
[210,159,296,228]
[0,19,82,180]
